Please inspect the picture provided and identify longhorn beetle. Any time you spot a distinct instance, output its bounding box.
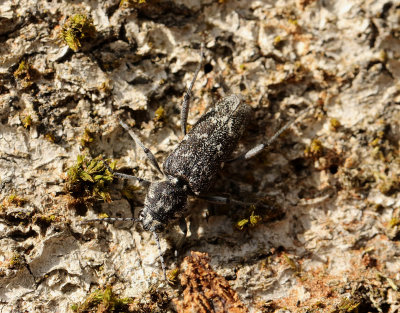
[83,44,311,281]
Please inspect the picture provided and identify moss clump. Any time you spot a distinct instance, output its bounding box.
[120,0,146,8]
[22,115,33,128]
[60,14,96,52]
[71,285,133,313]
[329,118,341,131]
[304,139,324,159]
[1,194,27,210]
[121,185,140,200]
[167,267,179,285]
[377,174,400,196]
[154,106,165,123]
[389,216,400,228]
[235,210,262,231]
[332,297,360,312]
[45,133,56,143]
[65,155,116,203]
[13,60,39,88]
[8,253,25,269]
[283,254,301,275]
[80,128,95,147]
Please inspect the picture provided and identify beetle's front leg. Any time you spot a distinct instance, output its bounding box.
[103,158,151,187]
[119,120,164,176]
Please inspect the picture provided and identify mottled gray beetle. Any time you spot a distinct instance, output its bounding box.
[85,44,310,280]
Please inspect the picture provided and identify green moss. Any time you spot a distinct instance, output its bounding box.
[329,118,341,131]
[71,285,133,313]
[377,175,400,196]
[249,211,262,226]
[2,194,27,208]
[60,14,96,52]
[65,155,116,203]
[235,209,262,231]
[235,218,249,230]
[80,128,95,147]
[273,35,284,49]
[45,133,56,143]
[167,267,179,285]
[332,297,360,312]
[121,185,140,200]
[283,254,301,274]
[389,216,400,228]
[154,106,165,122]
[369,138,381,147]
[304,139,324,159]
[72,284,170,313]
[13,60,39,88]
[120,0,146,7]
[8,253,25,269]
[22,115,33,128]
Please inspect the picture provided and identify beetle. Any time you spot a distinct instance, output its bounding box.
[84,44,311,280]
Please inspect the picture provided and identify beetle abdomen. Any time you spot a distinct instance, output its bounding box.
[164,95,251,195]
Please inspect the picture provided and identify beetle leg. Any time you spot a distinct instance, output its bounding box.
[152,230,167,281]
[181,43,204,136]
[228,106,312,162]
[103,159,151,187]
[119,120,164,176]
[199,194,253,207]
[178,217,188,237]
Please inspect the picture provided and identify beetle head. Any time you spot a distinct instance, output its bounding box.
[139,180,187,231]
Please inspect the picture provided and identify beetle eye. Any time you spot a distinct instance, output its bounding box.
[138,210,145,220]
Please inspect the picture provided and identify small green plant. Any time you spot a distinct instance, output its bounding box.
[65,155,116,203]
[283,254,301,274]
[329,118,341,131]
[332,297,360,312]
[167,267,179,285]
[1,194,27,210]
[80,128,95,147]
[71,285,133,313]
[22,115,33,128]
[60,14,96,51]
[8,253,25,269]
[154,106,165,123]
[235,210,262,230]
[120,0,146,7]
[304,138,324,159]
[13,60,39,88]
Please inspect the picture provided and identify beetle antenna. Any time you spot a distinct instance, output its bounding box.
[152,230,167,281]
[80,217,140,225]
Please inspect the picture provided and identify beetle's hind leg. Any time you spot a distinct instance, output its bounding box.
[199,194,254,207]
[228,106,312,162]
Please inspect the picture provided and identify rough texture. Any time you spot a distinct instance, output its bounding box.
[1,0,400,312]
[175,251,248,313]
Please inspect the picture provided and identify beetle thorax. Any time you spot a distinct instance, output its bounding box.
[139,179,188,231]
